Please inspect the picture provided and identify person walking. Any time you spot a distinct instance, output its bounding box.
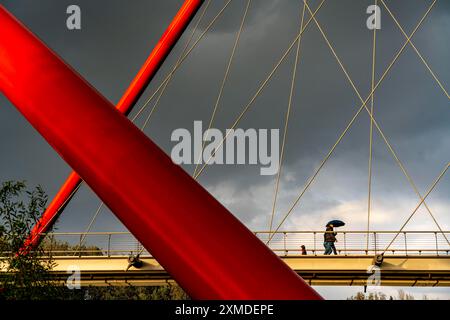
[324,224,338,255]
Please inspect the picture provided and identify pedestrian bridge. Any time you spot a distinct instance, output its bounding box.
[39,230,450,287]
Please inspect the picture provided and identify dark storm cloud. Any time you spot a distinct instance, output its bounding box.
[0,0,448,237]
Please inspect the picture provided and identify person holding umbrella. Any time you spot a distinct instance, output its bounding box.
[324,220,345,255]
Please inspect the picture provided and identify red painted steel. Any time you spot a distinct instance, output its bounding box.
[22,0,204,250]
[0,5,322,299]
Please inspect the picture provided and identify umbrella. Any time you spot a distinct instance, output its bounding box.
[326,220,345,227]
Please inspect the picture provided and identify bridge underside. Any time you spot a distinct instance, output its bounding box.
[50,255,450,287]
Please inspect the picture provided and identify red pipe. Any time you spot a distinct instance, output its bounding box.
[0,5,322,299]
[22,0,204,250]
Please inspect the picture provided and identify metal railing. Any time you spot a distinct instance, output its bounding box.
[38,230,450,257]
[255,231,450,256]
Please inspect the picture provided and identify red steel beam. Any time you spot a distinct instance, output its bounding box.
[22,0,204,250]
[0,5,322,299]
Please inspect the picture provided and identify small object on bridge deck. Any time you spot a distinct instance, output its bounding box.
[372,254,384,267]
[301,245,307,255]
[126,253,143,271]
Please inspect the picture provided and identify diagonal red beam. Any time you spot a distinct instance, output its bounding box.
[0,5,322,299]
[21,0,204,250]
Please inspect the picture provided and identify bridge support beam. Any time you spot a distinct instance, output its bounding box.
[0,6,321,300]
[24,0,206,251]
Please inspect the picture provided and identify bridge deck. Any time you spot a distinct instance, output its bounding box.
[51,255,450,287]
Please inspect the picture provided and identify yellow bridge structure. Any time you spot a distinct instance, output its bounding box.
[29,230,450,287]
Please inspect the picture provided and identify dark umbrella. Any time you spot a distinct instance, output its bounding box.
[326,220,345,227]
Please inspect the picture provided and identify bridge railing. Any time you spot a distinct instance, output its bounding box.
[38,231,450,257]
[254,231,450,256]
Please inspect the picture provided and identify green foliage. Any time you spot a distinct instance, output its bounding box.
[0,180,189,300]
[396,289,415,300]
[41,237,104,256]
[348,291,389,300]
[0,180,191,300]
[348,290,418,300]
[62,285,189,300]
[0,181,62,300]
[149,285,190,300]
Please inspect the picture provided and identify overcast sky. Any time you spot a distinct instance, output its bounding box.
[0,0,449,299]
